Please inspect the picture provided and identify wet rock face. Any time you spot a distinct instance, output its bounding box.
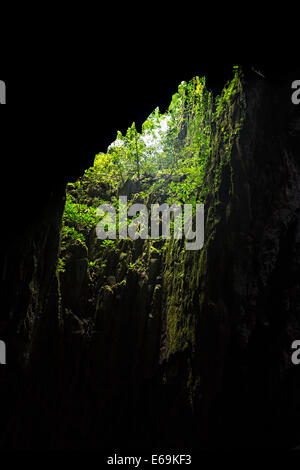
[201,79,300,448]
[192,78,300,448]
[0,72,299,450]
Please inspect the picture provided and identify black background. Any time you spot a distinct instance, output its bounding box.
[1,15,300,456]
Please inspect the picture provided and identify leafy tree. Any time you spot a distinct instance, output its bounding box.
[60,67,243,247]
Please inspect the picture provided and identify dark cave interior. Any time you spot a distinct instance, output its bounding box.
[0,57,300,451]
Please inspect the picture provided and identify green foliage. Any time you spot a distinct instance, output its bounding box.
[63,194,99,231]
[128,258,144,271]
[214,66,241,119]
[57,257,66,273]
[85,74,214,204]
[101,239,116,248]
[59,66,244,254]
[59,193,100,258]
[61,225,86,244]
[88,260,97,268]
[93,153,121,189]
